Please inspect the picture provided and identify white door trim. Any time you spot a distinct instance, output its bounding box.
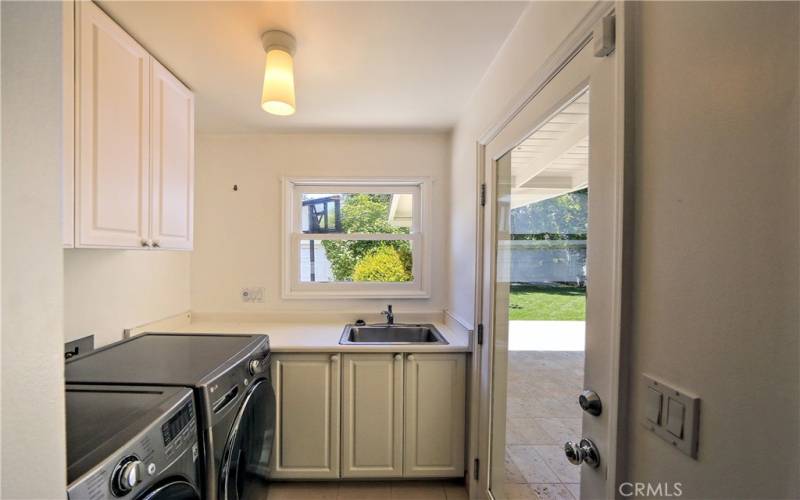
[477,1,614,146]
[471,2,630,499]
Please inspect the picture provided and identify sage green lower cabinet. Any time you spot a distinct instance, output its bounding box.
[270,353,341,479]
[404,353,467,477]
[270,352,466,480]
[341,353,404,478]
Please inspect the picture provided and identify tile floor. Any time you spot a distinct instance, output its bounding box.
[503,351,585,500]
[264,480,468,500]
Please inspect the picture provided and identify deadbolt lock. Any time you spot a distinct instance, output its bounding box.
[578,389,602,416]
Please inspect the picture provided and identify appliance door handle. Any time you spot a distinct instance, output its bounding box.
[212,385,239,414]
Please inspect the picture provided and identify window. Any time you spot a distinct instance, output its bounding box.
[283,177,431,298]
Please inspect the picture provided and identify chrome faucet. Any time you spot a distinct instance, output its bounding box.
[381,304,394,325]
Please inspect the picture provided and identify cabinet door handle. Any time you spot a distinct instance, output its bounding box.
[152,241,160,248]
[407,354,415,362]
[141,239,150,248]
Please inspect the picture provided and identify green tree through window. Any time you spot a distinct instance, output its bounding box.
[321,194,412,282]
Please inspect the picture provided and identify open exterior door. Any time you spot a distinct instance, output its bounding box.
[476,5,627,499]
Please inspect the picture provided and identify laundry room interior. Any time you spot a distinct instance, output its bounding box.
[2,1,799,500]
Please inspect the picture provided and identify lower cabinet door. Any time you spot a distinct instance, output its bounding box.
[341,353,404,478]
[404,353,467,477]
[270,353,340,479]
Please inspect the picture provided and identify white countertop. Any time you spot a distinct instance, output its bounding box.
[164,320,471,353]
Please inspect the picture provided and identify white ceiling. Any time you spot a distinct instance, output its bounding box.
[98,1,527,133]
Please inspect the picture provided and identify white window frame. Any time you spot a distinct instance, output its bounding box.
[282,177,432,299]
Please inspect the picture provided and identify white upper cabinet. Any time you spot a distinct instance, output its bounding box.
[150,61,194,250]
[68,1,194,250]
[76,1,150,248]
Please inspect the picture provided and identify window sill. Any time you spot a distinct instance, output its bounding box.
[282,288,431,300]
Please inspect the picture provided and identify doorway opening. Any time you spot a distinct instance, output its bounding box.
[500,89,589,500]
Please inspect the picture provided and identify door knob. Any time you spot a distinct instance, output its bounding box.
[578,389,602,416]
[564,438,600,468]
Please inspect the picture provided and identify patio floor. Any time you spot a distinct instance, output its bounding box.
[503,322,585,499]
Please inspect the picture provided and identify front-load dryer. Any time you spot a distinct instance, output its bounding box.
[66,333,275,500]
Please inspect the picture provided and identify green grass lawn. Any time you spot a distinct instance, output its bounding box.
[509,284,586,321]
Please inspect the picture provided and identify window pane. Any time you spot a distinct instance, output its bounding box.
[300,239,413,283]
[301,193,412,234]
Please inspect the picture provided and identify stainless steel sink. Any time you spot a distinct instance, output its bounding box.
[339,324,449,345]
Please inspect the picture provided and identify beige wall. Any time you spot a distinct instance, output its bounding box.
[64,251,191,347]
[448,1,594,327]
[624,2,799,498]
[1,1,67,498]
[191,133,449,316]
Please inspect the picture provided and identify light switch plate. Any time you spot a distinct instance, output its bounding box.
[642,374,700,459]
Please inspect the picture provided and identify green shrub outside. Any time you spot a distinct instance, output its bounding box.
[352,245,412,282]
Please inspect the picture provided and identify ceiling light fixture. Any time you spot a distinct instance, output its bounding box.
[260,30,296,116]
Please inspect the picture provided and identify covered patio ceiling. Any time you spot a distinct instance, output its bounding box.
[510,90,589,209]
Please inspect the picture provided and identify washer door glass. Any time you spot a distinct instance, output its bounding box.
[137,480,200,500]
[219,378,276,500]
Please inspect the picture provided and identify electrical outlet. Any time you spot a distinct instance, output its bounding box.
[241,287,265,303]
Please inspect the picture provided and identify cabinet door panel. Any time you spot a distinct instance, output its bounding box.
[151,60,194,250]
[271,354,340,479]
[76,1,150,248]
[404,353,466,477]
[342,353,403,478]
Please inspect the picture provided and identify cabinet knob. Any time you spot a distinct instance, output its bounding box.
[330,354,339,361]
[407,355,415,361]
[152,241,160,248]
[394,354,402,361]
[140,239,151,248]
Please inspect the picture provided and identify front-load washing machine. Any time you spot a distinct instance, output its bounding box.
[66,333,275,500]
[66,384,202,500]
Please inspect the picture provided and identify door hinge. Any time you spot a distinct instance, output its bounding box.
[480,183,486,207]
[476,324,484,346]
[473,458,480,481]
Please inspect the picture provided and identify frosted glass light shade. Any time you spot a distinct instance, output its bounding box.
[261,48,296,116]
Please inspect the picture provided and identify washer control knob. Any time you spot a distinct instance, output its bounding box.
[112,457,144,496]
[249,359,264,375]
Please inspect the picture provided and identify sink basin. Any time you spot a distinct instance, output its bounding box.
[339,324,449,345]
